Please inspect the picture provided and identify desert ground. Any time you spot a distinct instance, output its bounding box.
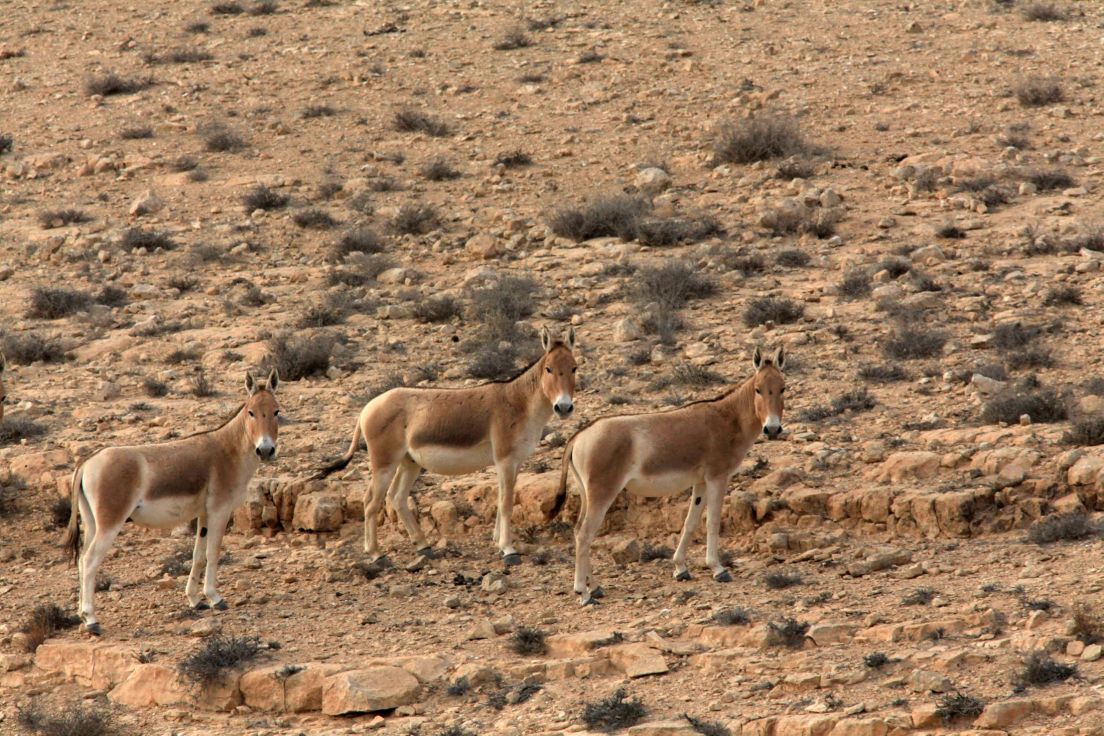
[3,0,1104,734]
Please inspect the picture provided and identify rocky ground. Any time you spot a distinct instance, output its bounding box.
[4,0,1104,734]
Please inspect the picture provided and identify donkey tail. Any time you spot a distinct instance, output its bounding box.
[62,461,85,566]
[547,435,578,521]
[313,417,364,480]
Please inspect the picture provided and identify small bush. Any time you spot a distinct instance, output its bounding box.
[200,122,246,152]
[1024,168,1075,192]
[162,47,214,64]
[469,275,537,338]
[190,370,215,398]
[0,416,47,446]
[582,689,646,732]
[185,21,210,33]
[249,0,277,12]
[1027,512,1097,544]
[211,1,244,13]
[992,322,1041,352]
[178,634,262,686]
[1044,285,1081,306]
[421,157,461,181]
[879,256,912,278]
[168,275,200,293]
[142,377,168,398]
[864,652,889,668]
[293,208,338,230]
[27,287,92,319]
[494,27,532,50]
[467,347,519,380]
[1021,2,1066,21]
[510,627,547,656]
[743,297,804,327]
[390,203,440,235]
[446,676,470,696]
[639,544,674,562]
[20,604,80,653]
[121,228,177,252]
[171,155,200,172]
[983,385,1067,425]
[243,185,288,212]
[17,701,115,736]
[297,292,352,328]
[38,208,90,229]
[670,363,725,387]
[84,72,153,96]
[936,692,984,723]
[767,618,810,649]
[1067,416,1104,446]
[727,254,765,277]
[394,109,451,137]
[858,364,908,383]
[712,113,812,164]
[686,714,731,736]
[1006,346,1053,370]
[902,587,936,606]
[268,332,336,381]
[548,194,650,242]
[0,134,12,154]
[637,216,723,248]
[776,157,816,179]
[712,608,750,626]
[331,227,385,261]
[839,269,871,300]
[636,262,716,311]
[414,295,462,323]
[577,49,604,64]
[1071,604,1104,645]
[1015,76,1064,107]
[2,333,66,364]
[935,222,966,239]
[495,150,532,168]
[883,326,946,360]
[798,387,875,422]
[1018,651,1075,686]
[326,254,394,287]
[764,571,802,590]
[776,249,810,267]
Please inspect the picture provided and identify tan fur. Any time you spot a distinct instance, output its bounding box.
[66,371,280,634]
[561,347,785,603]
[319,328,578,561]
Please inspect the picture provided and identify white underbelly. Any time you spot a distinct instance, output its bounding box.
[410,443,494,476]
[625,470,700,498]
[130,496,202,529]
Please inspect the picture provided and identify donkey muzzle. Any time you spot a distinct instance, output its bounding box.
[255,442,277,460]
[554,400,574,418]
[763,425,783,440]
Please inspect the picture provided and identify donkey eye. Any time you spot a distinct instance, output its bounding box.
[780,388,785,394]
[546,367,552,374]
[755,388,761,395]
[248,411,255,417]
[572,367,577,373]
[274,410,280,416]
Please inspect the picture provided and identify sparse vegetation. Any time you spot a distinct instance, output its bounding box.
[243,185,289,212]
[421,157,461,181]
[178,634,263,686]
[142,377,169,398]
[982,384,1067,425]
[882,326,946,360]
[712,113,815,165]
[864,652,889,669]
[38,208,90,229]
[200,122,246,152]
[293,208,338,230]
[858,364,908,383]
[1071,603,1104,644]
[17,701,116,736]
[2,332,67,364]
[1021,2,1066,21]
[582,689,646,732]
[1044,285,1082,306]
[84,71,153,96]
[331,227,385,261]
[1014,76,1064,107]
[19,604,80,653]
[495,150,532,168]
[685,714,731,736]
[935,222,965,239]
[839,269,871,300]
[27,287,93,319]
[267,332,337,381]
[639,544,674,562]
[549,194,650,242]
[775,249,810,267]
[743,297,804,327]
[190,370,215,398]
[767,618,810,649]
[301,104,335,119]
[121,228,177,252]
[902,587,936,606]
[390,203,440,235]
[394,109,451,137]
[413,295,462,324]
[510,627,547,656]
[1023,168,1075,192]
[763,571,802,590]
[712,608,750,626]
[1027,512,1097,544]
[935,692,984,723]
[1017,651,1075,686]
[494,27,532,51]
[798,387,875,422]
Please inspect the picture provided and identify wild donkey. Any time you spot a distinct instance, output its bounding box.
[551,347,786,604]
[317,327,578,564]
[63,370,280,635]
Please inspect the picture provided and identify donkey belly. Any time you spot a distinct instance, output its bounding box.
[129,495,203,529]
[409,443,493,476]
[625,470,700,498]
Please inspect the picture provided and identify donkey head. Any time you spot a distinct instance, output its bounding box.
[540,327,578,419]
[751,346,786,440]
[244,369,280,461]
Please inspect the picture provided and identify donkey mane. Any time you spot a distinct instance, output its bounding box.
[179,402,244,441]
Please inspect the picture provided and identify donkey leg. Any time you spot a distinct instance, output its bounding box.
[364,465,396,561]
[574,492,613,604]
[494,460,521,563]
[388,461,429,554]
[76,492,96,621]
[704,481,731,582]
[201,510,232,609]
[80,526,121,636]
[186,514,210,609]
[673,484,707,581]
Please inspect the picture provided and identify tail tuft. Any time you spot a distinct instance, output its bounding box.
[61,462,84,566]
[547,435,577,521]
[313,455,353,481]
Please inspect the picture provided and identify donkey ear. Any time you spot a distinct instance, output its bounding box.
[540,326,552,352]
[752,345,763,370]
[266,368,280,393]
[773,346,786,370]
[564,326,576,350]
[245,371,258,396]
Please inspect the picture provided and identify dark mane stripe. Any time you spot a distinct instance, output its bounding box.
[179,402,244,440]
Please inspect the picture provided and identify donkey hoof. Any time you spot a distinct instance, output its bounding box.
[674,570,692,582]
[591,586,606,599]
[502,553,522,566]
[415,547,435,559]
[213,600,229,611]
[194,601,211,611]
[371,554,391,568]
[83,622,103,637]
[580,595,600,607]
[713,569,733,583]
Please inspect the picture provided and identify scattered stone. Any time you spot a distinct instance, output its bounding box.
[321,667,420,715]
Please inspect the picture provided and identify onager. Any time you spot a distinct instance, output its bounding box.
[551,346,786,604]
[62,370,280,635]
[317,327,578,564]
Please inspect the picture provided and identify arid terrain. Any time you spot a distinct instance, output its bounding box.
[4,0,1104,734]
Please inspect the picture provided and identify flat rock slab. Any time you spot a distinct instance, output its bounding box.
[321,666,420,715]
[608,643,669,678]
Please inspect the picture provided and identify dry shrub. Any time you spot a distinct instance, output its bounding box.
[178,635,262,686]
[1027,512,1097,545]
[394,109,451,137]
[2,332,67,364]
[743,297,803,327]
[390,203,440,235]
[84,71,153,96]
[1014,76,1064,107]
[712,113,814,164]
[267,332,336,381]
[27,288,92,319]
[982,385,1067,425]
[19,604,80,653]
[510,627,547,655]
[583,689,646,732]
[243,185,288,212]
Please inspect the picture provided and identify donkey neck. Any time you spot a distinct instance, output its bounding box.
[504,354,553,417]
[209,406,253,459]
[716,375,761,442]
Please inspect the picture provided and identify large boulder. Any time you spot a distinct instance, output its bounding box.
[873,451,940,483]
[321,666,420,715]
[292,493,344,532]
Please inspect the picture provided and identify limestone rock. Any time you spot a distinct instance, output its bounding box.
[635,167,672,194]
[874,451,940,483]
[321,667,420,715]
[974,699,1035,728]
[609,643,669,677]
[292,493,343,532]
[611,538,641,566]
